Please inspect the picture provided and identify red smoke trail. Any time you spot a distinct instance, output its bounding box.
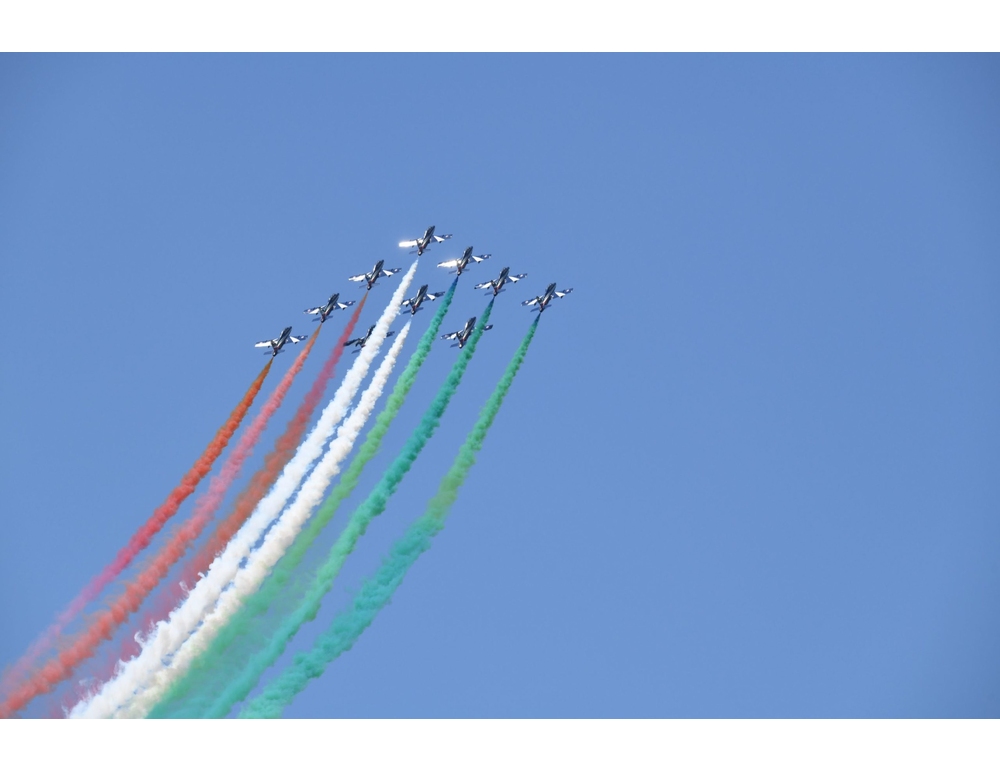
[177,295,366,593]
[110,297,367,674]
[0,360,273,718]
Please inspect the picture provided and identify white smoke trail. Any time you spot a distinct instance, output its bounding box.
[70,263,416,719]
[114,322,411,719]
[115,322,412,718]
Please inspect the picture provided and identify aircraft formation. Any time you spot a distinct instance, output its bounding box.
[254,224,572,357]
[0,223,573,720]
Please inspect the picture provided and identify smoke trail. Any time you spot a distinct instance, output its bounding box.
[0,361,272,717]
[106,266,416,718]
[63,327,320,718]
[133,325,412,719]
[178,297,367,600]
[115,296,367,666]
[186,303,494,719]
[242,317,539,718]
[6,329,314,717]
[147,279,457,715]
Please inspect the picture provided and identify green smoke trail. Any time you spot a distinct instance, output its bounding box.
[190,300,495,718]
[148,281,459,718]
[240,317,540,718]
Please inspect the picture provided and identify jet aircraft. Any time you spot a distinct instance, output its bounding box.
[304,292,356,323]
[522,283,573,313]
[401,284,445,315]
[344,324,396,352]
[437,246,491,276]
[399,225,452,256]
[474,266,527,297]
[440,317,493,349]
[348,260,402,291]
[255,326,308,357]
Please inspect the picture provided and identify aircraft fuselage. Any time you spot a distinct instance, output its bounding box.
[408,285,429,314]
[357,325,375,347]
[536,283,557,312]
[364,261,385,290]
[268,327,292,355]
[457,318,476,347]
[454,247,473,274]
[415,227,434,255]
[489,267,510,295]
[318,295,336,321]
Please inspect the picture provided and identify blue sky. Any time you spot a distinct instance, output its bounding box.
[0,54,998,717]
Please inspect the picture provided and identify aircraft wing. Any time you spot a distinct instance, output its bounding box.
[473,280,493,290]
[554,288,574,298]
[432,234,452,243]
[398,239,419,248]
[380,268,402,277]
[440,331,460,341]
[254,340,274,348]
[400,298,413,307]
[522,297,541,307]
[304,307,322,315]
[344,338,361,347]
[437,258,461,269]
[337,300,356,308]
[347,273,368,282]
[471,254,490,263]
[386,330,396,339]
[427,292,444,300]
[290,335,307,343]
[508,273,527,282]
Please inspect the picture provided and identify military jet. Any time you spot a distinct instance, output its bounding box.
[401,284,445,315]
[348,260,402,291]
[304,292,356,323]
[344,324,396,353]
[474,266,527,297]
[437,246,491,276]
[522,283,573,313]
[440,317,493,349]
[399,225,452,256]
[255,326,308,357]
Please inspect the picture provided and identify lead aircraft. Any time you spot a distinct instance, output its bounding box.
[344,324,396,353]
[399,225,452,256]
[474,266,527,297]
[348,260,402,290]
[401,284,445,315]
[305,292,356,322]
[522,283,573,313]
[255,326,307,357]
[440,316,493,349]
[437,246,490,276]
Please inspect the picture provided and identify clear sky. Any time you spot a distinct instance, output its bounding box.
[0,54,998,718]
